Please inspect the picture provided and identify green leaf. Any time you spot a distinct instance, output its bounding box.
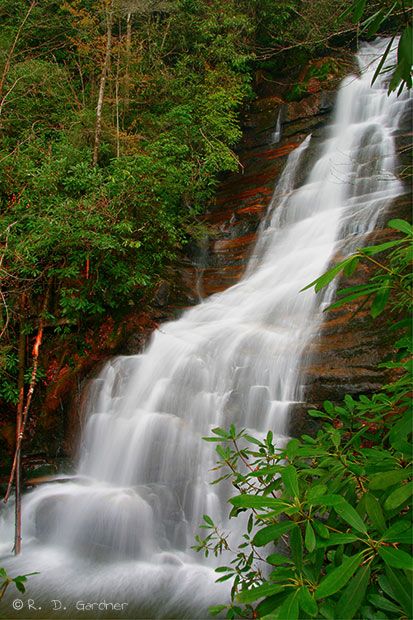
[324,497,368,534]
[278,591,299,620]
[335,565,370,619]
[229,495,283,509]
[364,493,386,533]
[305,522,316,553]
[382,521,412,544]
[371,285,390,318]
[282,465,299,497]
[368,594,402,614]
[316,553,363,599]
[290,525,303,571]
[298,586,318,617]
[253,521,295,547]
[237,582,285,604]
[372,37,395,85]
[388,218,413,236]
[257,592,289,617]
[398,26,413,71]
[383,481,413,511]
[203,514,214,526]
[316,533,360,549]
[378,547,413,571]
[369,469,409,489]
[14,581,26,593]
[313,520,330,539]
[209,605,227,616]
[352,0,367,21]
[301,257,354,293]
[266,552,293,566]
[307,484,327,503]
[385,566,413,617]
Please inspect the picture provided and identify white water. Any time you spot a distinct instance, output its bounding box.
[272,109,282,143]
[0,40,410,618]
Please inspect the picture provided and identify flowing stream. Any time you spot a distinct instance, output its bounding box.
[0,39,410,619]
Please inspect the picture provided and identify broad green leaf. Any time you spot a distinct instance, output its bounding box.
[278,591,299,620]
[369,469,409,490]
[305,522,316,553]
[257,592,289,617]
[352,0,367,21]
[368,594,402,614]
[316,533,359,548]
[371,285,390,318]
[385,566,413,617]
[335,565,370,619]
[266,552,293,566]
[382,521,412,544]
[316,553,363,599]
[383,481,413,511]
[307,484,328,503]
[333,499,368,533]
[398,26,413,70]
[313,520,330,539]
[378,547,413,571]
[282,465,299,497]
[14,581,26,593]
[253,521,295,547]
[298,586,318,617]
[203,514,214,526]
[229,495,283,509]
[290,525,303,571]
[364,493,386,532]
[238,582,285,604]
[388,218,413,235]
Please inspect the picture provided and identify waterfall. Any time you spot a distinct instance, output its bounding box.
[0,39,410,619]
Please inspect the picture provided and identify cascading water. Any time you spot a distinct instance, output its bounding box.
[1,39,411,619]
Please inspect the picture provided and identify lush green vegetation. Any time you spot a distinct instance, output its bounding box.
[195,220,413,619]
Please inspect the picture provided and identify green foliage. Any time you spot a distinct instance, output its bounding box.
[0,0,257,417]
[0,567,38,601]
[195,221,412,619]
[346,0,412,93]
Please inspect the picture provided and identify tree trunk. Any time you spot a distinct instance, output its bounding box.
[4,283,51,513]
[92,0,114,166]
[14,296,26,555]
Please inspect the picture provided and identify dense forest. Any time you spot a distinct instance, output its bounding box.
[0,0,412,618]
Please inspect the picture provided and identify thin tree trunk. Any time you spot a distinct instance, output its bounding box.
[124,12,132,119]
[4,284,51,509]
[14,297,26,555]
[92,0,114,166]
[115,40,121,158]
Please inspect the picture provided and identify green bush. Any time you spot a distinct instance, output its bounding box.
[195,220,412,620]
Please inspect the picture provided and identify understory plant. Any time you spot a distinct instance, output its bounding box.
[195,219,413,619]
